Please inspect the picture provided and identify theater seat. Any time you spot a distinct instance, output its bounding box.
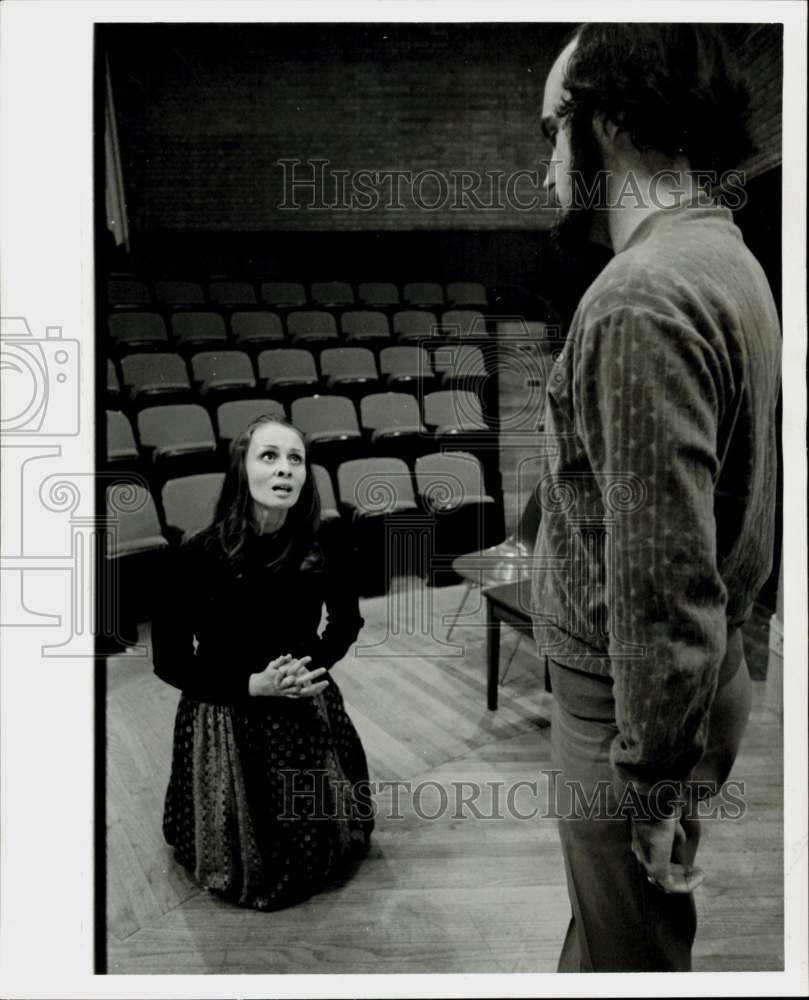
[162,473,225,540]
[216,399,286,449]
[108,312,170,354]
[403,282,444,308]
[446,282,488,307]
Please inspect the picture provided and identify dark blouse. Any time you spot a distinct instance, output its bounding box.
[151,526,364,705]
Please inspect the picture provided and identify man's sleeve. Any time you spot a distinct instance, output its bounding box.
[574,304,729,804]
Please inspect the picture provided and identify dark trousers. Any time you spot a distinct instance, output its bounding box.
[549,642,752,972]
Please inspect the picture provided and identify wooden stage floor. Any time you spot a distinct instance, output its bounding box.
[105,579,784,974]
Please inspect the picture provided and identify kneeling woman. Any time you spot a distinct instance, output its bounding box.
[152,414,373,910]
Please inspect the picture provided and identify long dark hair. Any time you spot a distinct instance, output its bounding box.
[209,413,321,571]
[557,24,752,176]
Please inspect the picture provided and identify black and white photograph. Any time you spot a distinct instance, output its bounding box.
[0,2,806,996]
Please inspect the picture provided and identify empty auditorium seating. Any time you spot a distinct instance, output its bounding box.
[108,278,151,310]
[108,312,170,354]
[319,347,380,398]
[106,410,139,467]
[216,399,286,449]
[208,281,257,307]
[360,392,428,463]
[161,472,224,540]
[341,310,391,345]
[310,281,354,308]
[171,311,229,353]
[446,282,488,307]
[415,451,499,584]
[230,311,285,350]
[154,280,206,309]
[137,403,218,478]
[357,282,400,308]
[378,345,436,394]
[312,463,339,522]
[258,348,319,403]
[260,282,307,309]
[104,481,170,639]
[440,309,488,337]
[190,350,257,400]
[392,310,440,344]
[337,456,420,594]
[431,344,488,391]
[403,282,444,308]
[105,483,169,559]
[291,395,365,468]
[107,360,121,405]
[120,352,192,405]
[423,390,488,434]
[286,310,340,349]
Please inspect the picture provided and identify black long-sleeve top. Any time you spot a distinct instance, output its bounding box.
[151,525,364,705]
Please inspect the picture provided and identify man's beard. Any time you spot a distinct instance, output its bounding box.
[549,110,607,259]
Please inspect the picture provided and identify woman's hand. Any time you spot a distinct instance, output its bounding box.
[248,654,328,699]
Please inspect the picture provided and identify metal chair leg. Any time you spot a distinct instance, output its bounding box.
[499,631,526,686]
[446,580,475,641]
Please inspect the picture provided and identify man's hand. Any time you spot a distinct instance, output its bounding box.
[630,815,704,894]
[249,654,326,698]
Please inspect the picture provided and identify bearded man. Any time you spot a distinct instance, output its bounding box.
[531,24,781,971]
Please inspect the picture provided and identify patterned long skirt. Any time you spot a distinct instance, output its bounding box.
[163,679,374,910]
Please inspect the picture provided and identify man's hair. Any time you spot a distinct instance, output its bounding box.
[557,24,752,175]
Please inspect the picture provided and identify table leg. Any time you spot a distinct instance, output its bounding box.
[486,598,500,711]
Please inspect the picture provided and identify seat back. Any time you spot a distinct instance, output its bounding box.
[360,393,422,432]
[216,399,285,445]
[191,350,255,385]
[208,281,257,306]
[154,280,205,307]
[105,483,166,553]
[341,310,390,340]
[106,410,138,461]
[172,311,228,347]
[137,404,216,451]
[423,390,486,430]
[258,348,317,382]
[415,451,489,508]
[431,344,487,380]
[231,311,284,345]
[312,463,338,518]
[357,282,399,307]
[446,281,488,307]
[337,457,416,514]
[441,309,487,337]
[121,352,190,393]
[403,282,444,308]
[392,310,439,340]
[291,395,359,437]
[379,345,432,378]
[320,347,378,380]
[310,281,354,307]
[108,312,169,350]
[260,281,307,308]
[108,278,151,309]
[286,310,339,341]
[162,473,225,537]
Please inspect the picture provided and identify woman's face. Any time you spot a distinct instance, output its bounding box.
[245,422,307,514]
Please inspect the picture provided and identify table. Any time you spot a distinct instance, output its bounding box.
[484,578,550,709]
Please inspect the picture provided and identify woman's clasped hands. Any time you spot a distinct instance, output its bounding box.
[248,654,329,699]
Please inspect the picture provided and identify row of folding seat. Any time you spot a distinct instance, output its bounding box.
[106,308,494,355]
[106,344,493,408]
[107,449,499,596]
[107,278,489,311]
[106,391,491,469]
